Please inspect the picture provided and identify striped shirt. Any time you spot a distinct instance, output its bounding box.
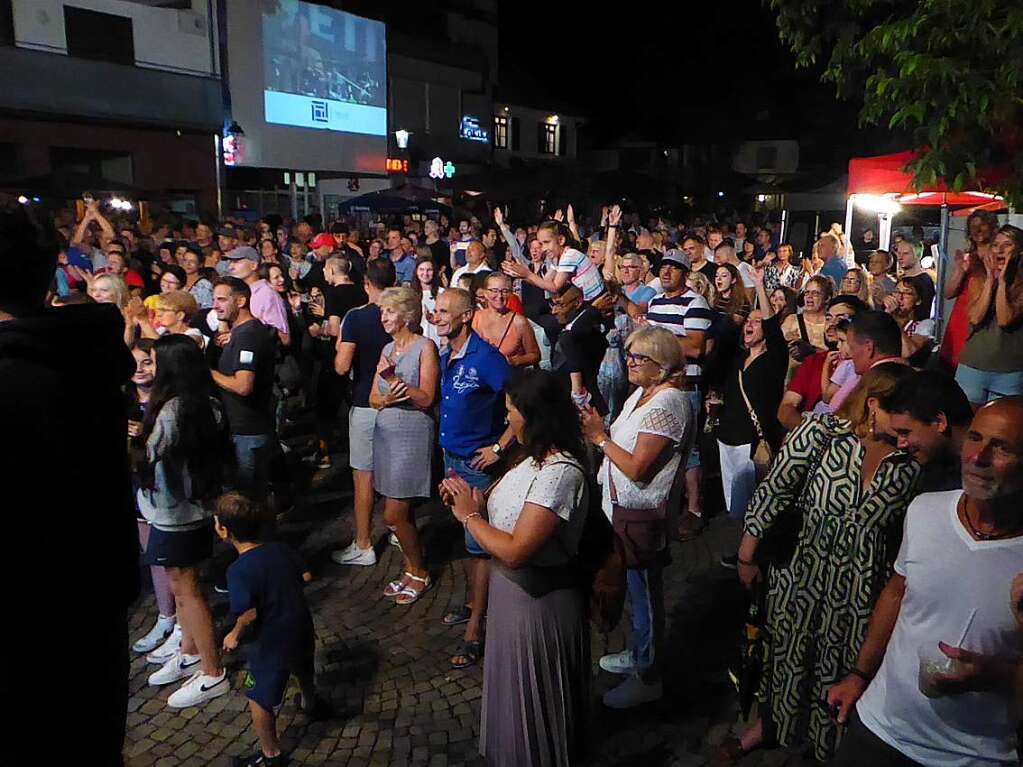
[646,290,714,379]
[556,247,605,301]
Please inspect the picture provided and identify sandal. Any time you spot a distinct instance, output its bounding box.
[450,639,483,669]
[394,573,433,605]
[384,573,412,599]
[442,605,472,626]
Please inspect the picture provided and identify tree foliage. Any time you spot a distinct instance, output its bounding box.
[768,0,1023,205]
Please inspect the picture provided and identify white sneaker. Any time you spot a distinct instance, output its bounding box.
[602,674,663,709]
[330,542,377,566]
[133,615,176,654]
[166,669,230,708]
[145,623,183,664]
[599,649,636,675]
[148,652,202,686]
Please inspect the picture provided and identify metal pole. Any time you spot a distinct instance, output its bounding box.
[289,175,298,220]
[214,134,223,220]
[844,197,855,253]
[780,207,789,243]
[935,201,950,333]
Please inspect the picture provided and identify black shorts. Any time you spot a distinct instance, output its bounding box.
[143,522,213,568]
[244,650,315,713]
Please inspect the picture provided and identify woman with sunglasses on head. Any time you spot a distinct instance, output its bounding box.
[579,326,694,709]
[471,272,540,367]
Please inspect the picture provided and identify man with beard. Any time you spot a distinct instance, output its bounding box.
[777,295,867,431]
[828,397,1023,767]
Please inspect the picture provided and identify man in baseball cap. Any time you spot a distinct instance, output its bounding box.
[225,245,290,345]
[297,233,337,290]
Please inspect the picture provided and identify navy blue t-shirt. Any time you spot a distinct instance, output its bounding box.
[227,542,314,670]
[339,303,391,408]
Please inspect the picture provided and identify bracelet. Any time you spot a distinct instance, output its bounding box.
[737,556,756,567]
[462,512,482,527]
[597,438,609,451]
[848,667,873,683]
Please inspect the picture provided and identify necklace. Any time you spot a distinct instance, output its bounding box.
[962,498,1023,541]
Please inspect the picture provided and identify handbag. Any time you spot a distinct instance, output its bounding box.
[738,367,774,481]
[608,467,667,570]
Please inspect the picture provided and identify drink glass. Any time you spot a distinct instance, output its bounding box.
[917,643,959,699]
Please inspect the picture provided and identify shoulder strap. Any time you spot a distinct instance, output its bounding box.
[797,313,810,344]
[496,312,516,348]
[737,369,766,441]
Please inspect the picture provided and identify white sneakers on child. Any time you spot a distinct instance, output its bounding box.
[330,542,377,566]
[145,623,183,664]
[598,649,636,675]
[148,652,201,686]
[166,669,230,708]
[133,614,176,654]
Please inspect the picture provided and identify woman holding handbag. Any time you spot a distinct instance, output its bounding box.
[711,264,789,568]
[579,326,695,710]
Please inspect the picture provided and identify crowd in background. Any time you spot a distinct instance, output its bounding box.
[4,195,1023,767]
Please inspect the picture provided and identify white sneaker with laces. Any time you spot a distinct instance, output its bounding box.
[330,542,377,566]
[599,649,636,675]
[166,669,230,708]
[145,623,183,664]
[148,652,201,686]
[133,614,176,654]
[602,673,663,709]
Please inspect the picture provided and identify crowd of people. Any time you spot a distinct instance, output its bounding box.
[3,194,1023,767]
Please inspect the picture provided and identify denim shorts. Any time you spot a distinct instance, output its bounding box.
[443,451,492,559]
[955,364,1023,405]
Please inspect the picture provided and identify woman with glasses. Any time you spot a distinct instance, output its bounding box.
[782,275,832,373]
[882,278,935,367]
[580,326,694,709]
[471,272,540,367]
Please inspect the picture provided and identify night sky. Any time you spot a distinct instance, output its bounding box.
[499,0,878,163]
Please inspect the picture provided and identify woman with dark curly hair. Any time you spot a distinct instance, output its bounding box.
[441,369,591,767]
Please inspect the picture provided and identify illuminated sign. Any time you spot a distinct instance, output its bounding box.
[386,158,409,173]
[222,134,244,167]
[459,115,489,143]
[429,157,456,179]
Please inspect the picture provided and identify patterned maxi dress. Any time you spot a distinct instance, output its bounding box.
[744,414,920,761]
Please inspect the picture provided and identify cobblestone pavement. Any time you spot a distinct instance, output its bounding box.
[125,443,817,767]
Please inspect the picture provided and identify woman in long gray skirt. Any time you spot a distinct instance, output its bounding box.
[370,287,439,605]
[442,369,591,767]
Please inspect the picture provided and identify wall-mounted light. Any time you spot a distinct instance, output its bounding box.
[395,129,411,149]
[546,114,559,125]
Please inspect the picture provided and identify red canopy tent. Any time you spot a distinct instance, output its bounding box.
[845,151,1007,334]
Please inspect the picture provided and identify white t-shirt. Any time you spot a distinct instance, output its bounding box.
[599,387,694,518]
[857,490,1023,766]
[420,288,444,347]
[736,261,756,289]
[905,317,936,340]
[450,262,491,289]
[487,452,588,567]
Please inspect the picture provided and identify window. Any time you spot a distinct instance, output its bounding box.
[50,147,135,184]
[64,6,135,66]
[540,122,557,155]
[493,115,508,149]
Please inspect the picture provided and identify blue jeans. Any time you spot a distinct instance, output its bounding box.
[627,566,664,677]
[684,389,702,470]
[444,451,492,558]
[232,433,271,494]
[955,363,1023,405]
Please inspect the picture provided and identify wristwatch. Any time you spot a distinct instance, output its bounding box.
[491,442,503,457]
[597,438,609,451]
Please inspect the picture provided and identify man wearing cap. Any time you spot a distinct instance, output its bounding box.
[294,232,337,290]
[226,245,290,347]
[644,251,714,536]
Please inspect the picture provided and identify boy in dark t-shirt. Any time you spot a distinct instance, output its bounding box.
[215,493,328,767]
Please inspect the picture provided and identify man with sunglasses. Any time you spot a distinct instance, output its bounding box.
[778,294,868,431]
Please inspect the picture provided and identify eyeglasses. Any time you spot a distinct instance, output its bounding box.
[825,313,852,322]
[625,352,656,366]
[803,290,824,297]
[487,288,512,296]
[896,290,917,297]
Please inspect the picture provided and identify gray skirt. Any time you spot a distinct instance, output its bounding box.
[372,408,435,499]
[481,567,590,767]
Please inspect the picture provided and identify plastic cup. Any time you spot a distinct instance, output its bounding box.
[917,643,959,698]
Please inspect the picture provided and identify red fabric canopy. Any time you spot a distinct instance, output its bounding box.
[847,151,1005,206]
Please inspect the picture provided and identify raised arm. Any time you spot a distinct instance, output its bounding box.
[995,252,1023,328]
[493,207,525,265]
[968,253,998,327]
[603,205,621,281]
[944,249,972,300]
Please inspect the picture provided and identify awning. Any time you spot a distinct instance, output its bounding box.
[847,151,1006,207]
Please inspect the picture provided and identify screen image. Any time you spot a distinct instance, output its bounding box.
[262,0,386,136]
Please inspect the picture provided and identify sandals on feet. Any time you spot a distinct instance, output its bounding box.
[394,573,432,605]
[442,605,472,626]
[450,639,483,669]
[384,573,412,598]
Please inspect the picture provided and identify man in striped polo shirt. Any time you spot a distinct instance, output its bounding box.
[645,250,713,537]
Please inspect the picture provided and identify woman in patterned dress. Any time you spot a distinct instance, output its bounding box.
[722,363,921,762]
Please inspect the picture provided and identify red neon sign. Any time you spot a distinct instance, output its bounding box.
[386,158,409,173]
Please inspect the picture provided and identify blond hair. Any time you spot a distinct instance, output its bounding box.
[92,274,129,308]
[378,286,421,326]
[625,326,685,376]
[836,362,911,438]
[156,289,199,319]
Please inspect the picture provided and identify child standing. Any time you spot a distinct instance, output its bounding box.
[214,492,326,767]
